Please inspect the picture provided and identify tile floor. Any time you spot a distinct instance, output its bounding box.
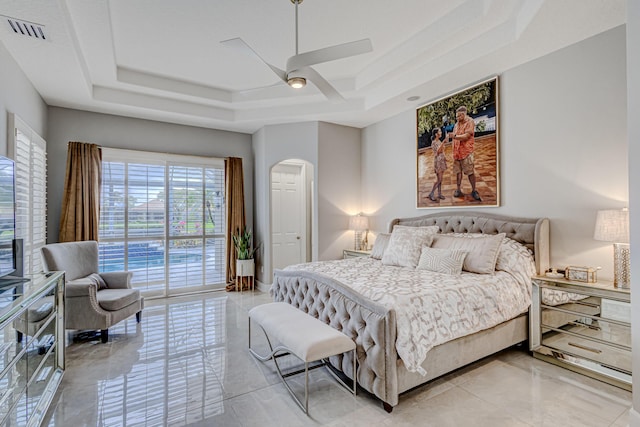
[44,290,631,426]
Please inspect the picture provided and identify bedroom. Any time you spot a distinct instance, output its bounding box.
[0,0,638,425]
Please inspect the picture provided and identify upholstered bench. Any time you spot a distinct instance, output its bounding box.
[248,302,357,414]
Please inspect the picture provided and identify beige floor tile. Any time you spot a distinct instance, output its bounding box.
[43,289,632,426]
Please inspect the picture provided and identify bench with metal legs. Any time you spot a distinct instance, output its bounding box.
[248,302,357,414]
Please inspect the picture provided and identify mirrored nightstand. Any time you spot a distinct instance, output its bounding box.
[530,276,631,391]
[343,249,371,259]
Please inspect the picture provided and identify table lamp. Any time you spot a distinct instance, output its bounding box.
[349,214,369,251]
[594,208,630,288]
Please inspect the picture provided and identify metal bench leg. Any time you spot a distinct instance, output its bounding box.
[248,315,356,415]
[304,362,309,414]
[353,348,357,396]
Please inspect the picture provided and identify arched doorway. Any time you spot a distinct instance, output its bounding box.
[270,159,314,271]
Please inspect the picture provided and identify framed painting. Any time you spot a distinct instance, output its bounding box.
[416,76,499,208]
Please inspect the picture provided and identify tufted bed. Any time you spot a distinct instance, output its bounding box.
[271,211,550,411]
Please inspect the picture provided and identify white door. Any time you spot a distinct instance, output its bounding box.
[271,163,305,270]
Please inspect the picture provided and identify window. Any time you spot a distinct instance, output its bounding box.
[8,114,47,275]
[99,149,225,297]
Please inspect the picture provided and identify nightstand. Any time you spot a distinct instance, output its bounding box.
[530,276,631,390]
[343,249,371,259]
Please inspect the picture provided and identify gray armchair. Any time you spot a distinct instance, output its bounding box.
[41,241,143,343]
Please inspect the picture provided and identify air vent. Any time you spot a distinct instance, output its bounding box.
[4,16,46,40]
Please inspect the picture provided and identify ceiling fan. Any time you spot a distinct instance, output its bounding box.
[221,0,373,102]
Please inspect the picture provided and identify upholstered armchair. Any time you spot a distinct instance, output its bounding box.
[40,241,143,343]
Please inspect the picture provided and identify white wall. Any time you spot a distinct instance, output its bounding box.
[252,122,319,283]
[46,107,253,243]
[317,122,363,260]
[0,43,47,157]
[362,26,628,281]
[627,1,640,424]
[252,121,361,284]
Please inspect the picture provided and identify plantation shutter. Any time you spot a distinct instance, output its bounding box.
[99,148,226,297]
[9,114,47,275]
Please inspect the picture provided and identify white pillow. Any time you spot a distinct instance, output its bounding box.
[432,233,505,274]
[417,247,468,275]
[495,237,536,276]
[370,233,391,260]
[381,225,440,268]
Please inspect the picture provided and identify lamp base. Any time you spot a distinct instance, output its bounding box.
[354,231,362,251]
[613,243,630,289]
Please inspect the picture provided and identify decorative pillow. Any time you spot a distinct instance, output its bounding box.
[432,233,505,274]
[370,233,391,260]
[88,273,108,290]
[495,237,536,277]
[67,273,108,290]
[381,225,440,268]
[416,247,468,275]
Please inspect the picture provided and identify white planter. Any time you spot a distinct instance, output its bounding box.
[236,259,255,276]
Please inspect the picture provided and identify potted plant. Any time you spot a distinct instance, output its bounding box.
[232,227,260,287]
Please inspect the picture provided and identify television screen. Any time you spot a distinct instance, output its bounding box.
[0,156,15,278]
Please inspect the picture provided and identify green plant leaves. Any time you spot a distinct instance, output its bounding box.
[232,227,260,260]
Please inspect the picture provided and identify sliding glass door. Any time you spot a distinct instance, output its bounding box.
[99,149,225,297]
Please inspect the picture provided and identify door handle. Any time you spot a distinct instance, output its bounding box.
[296,236,301,240]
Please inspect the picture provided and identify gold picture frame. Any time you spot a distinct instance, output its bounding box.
[416,77,499,208]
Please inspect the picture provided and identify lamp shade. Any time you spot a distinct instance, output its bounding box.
[594,209,629,243]
[348,215,369,231]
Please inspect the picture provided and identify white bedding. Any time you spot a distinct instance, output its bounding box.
[284,254,533,374]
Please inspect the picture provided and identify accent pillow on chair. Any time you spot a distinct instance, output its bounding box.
[41,241,144,343]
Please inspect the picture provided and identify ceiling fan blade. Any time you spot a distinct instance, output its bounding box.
[286,39,373,71]
[298,66,344,103]
[221,37,288,82]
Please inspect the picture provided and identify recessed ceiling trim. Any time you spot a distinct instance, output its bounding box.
[117,66,233,103]
[92,85,235,121]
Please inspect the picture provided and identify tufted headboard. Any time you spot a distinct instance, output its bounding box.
[389,211,550,275]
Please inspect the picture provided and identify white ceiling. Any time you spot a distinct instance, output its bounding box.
[0,0,626,134]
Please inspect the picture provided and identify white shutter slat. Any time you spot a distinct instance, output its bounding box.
[100,151,226,295]
[10,116,47,275]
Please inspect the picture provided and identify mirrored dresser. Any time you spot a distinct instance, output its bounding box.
[530,276,631,391]
[0,271,65,426]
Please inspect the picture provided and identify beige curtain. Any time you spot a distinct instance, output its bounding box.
[59,142,102,242]
[225,157,246,291]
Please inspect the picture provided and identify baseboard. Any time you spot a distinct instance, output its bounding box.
[629,407,640,426]
[256,280,270,293]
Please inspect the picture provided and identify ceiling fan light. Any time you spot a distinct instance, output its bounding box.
[288,77,306,89]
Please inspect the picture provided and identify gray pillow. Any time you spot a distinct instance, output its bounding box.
[68,273,108,290]
[381,225,440,268]
[370,233,390,260]
[432,233,505,274]
[88,273,108,290]
[417,247,468,275]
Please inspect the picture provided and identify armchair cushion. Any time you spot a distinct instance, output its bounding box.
[97,289,141,311]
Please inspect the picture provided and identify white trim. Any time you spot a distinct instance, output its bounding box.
[102,147,224,167]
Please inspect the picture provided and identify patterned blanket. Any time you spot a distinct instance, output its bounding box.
[285,256,532,374]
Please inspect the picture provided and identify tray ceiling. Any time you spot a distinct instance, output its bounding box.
[0,0,626,133]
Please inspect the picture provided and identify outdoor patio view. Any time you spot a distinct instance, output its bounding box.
[99,155,226,295]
